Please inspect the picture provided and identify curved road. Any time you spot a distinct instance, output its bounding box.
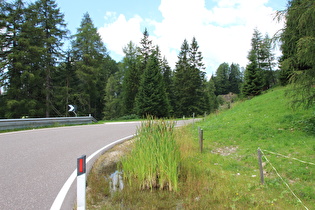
[0,119,197,210]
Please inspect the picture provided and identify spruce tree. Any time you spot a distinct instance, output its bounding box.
[229,63,242,94]
[174,38,207,117]
[32,0,67,117]
[52,50,77,116]
[280,0,315,108]
[121,41,139,115]
[174,39,190,117]
[208,76,218,113]
[71,13,110,119]
[137,28,154,75]
[161,56,175,116]
[2,0,47,118]
[103,72,122,119]
[135,48,170,118]
[242,49,263,97]
[214,63,230,95]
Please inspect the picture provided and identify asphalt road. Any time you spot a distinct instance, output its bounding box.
[0,119,198,210]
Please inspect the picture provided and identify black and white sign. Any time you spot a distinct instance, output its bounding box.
[68,104,76,112]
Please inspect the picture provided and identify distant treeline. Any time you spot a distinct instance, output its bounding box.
[1,0,313,120]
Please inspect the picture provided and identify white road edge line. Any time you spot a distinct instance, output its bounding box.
[50,134,136,210]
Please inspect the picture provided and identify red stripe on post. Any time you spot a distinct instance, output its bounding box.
[79,159,83,173]
[77,155,86,176]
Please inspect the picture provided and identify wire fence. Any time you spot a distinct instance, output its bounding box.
[258,148,313,210]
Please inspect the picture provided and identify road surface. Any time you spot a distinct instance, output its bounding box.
[0,119,198,210]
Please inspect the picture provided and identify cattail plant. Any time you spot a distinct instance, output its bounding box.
[121,117,180,191]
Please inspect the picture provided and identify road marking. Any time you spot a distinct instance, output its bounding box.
[104,121,141,125]
[50,134,136,210]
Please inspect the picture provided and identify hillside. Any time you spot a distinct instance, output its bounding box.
[86,86,315,209]
[194,86,315,209]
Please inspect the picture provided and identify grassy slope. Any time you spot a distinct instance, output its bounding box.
[190,86,315,209]
[87,87,315,209]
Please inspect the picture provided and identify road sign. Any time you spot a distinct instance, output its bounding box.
[68,104,76,112]
[68,105,77,117]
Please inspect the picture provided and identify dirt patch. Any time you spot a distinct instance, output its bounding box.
[211,146,238,156]
[92,139,135,174]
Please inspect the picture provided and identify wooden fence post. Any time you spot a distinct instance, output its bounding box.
[199,127,203,153]
[257,148,264,184]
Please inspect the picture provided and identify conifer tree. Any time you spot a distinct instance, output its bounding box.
[161,56,175,115]
[242,48,263,97]
[174,38,207,117]
[208,76,218,113]
[229,63,242,94]
[280,0,315,108]
[135,47,170,118]
[121,41,139,115]
[52,50,77,116]
[103,72,122,119]
[72,13,110,119]
[137,28,154,75]
[2,0,47,118]
[32,0,67,117]
[214,63,230,95]
[174,39,190,117]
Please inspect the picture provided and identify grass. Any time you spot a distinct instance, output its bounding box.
[121,118,180,191]
[86,86,315,209]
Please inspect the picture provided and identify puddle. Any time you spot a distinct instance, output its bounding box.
[107,170,124,193]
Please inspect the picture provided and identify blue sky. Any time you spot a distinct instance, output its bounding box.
[47,0,288,76]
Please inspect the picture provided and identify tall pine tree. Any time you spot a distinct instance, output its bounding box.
[135,47,170,118]
[32,0,67,117]
[214,63,230,95]
[174,38,207,117]
[121,41,139,115]
[280,0,315,108]
[242,47,263,97]
[71,13,111,119]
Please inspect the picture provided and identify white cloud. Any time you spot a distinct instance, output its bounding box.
[98,0,284,76]
[98,13,144,56]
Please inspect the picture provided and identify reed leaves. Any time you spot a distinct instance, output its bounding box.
[121,118,180,191]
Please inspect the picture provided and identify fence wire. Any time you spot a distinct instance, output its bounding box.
[262,149,315,166]
[260,149,309,210]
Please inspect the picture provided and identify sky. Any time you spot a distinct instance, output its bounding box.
[50,0,287,76]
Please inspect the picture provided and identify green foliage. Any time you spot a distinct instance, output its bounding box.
[213,62,242,96]
[280,0,315,108]
[1,0,66,118]
[207,76,218,113]
[214,62,230,95]
[103,74,123,120]
[242,29,268,97]
[174,38,208,117]
[118,114,139,121]
[121,119,180,191]
[71,13,117,119]
[135,49,170,118]
[242,49,263,97]
[87,86,315,209]
[121,41,140,115]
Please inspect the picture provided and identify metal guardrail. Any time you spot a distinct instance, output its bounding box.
[0,116,98,131]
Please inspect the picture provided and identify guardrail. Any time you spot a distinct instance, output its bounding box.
[0,116,98,131]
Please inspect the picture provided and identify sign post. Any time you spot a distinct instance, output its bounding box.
[77,155,86,210]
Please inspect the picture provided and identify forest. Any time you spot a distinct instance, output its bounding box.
[0,0,314,120]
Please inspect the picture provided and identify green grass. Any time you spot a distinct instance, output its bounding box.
[121,118,180,191]
[86,86,315,209]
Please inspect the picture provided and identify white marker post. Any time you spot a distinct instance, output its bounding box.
[77,155,86,210]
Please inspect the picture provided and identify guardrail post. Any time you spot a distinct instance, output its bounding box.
[77,155,86,210]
